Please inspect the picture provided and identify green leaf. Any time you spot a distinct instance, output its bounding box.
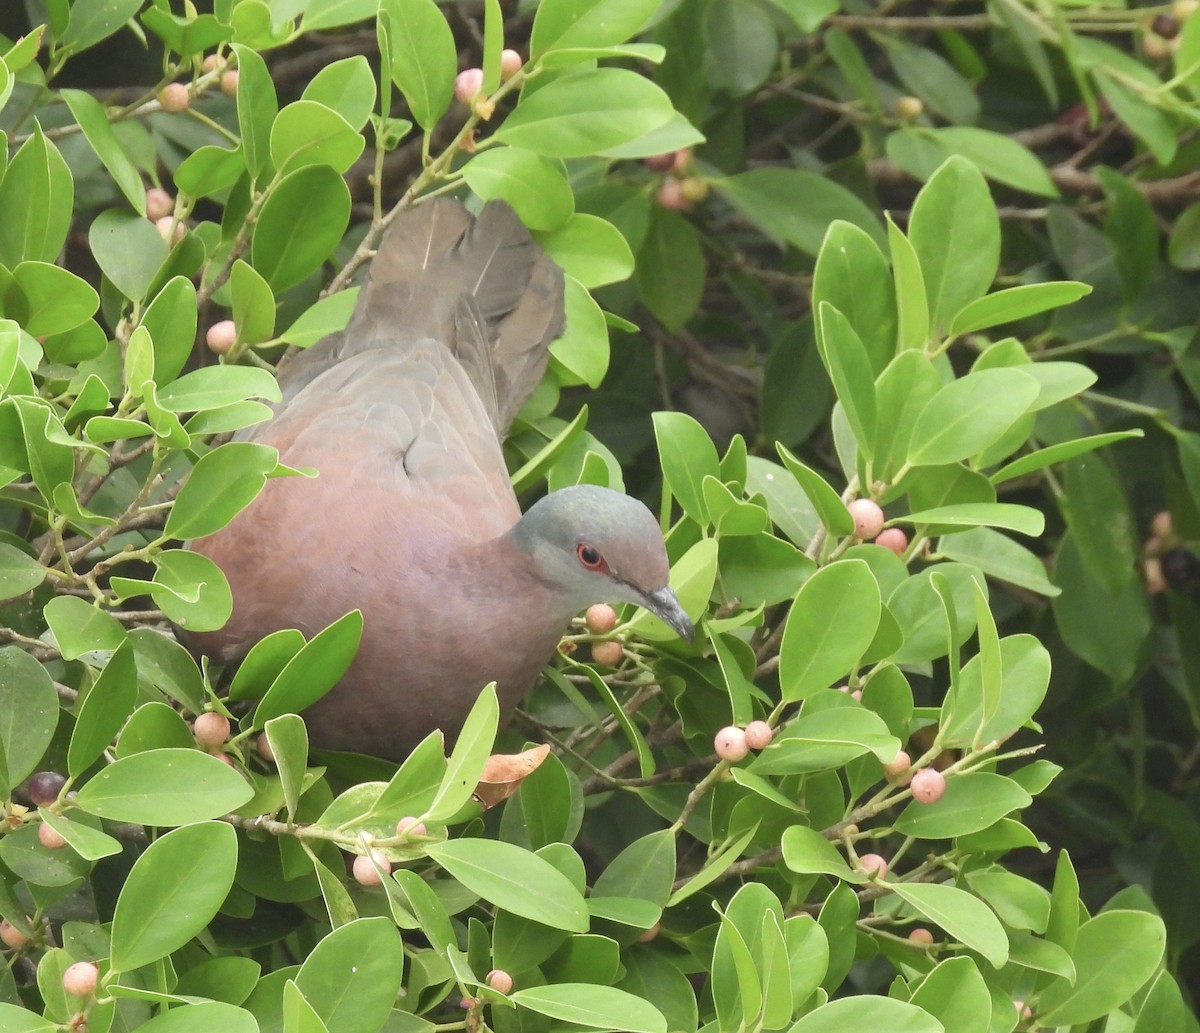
[927,126,1057,197]
[89,209,168,303]
[908,369,1039,466]
[265,715,308,821]
[420,683,497,821]
[943,634,1051,745]
[303,56,377,130]
[892,882,1008,968]
[140,277,199,386]
[41,596,124,660]
[510,984,666,1033]
[888,215,929,351]
[812,220,897,373]
[165,441,280,540]
[898,503,1044,537]
[751,706,899,774]
[294,918,406,1033]
[781,825,852,878]
[1037,910,1167,1026]
[230,260,277,346]
[531,0,661,55]
[270,100,364,176]
[381,0,455,131]
[1060,453,1136,595]
[463,149,574,232]
[37,811,121,861]
[537,214,633,288]
[713,168,885,255]
[815,303,877,460]
[175,145,246,199]
[284,979,332,1033]
[990,430,1143,484]
[949,282,1091,336]
[74,748,255,825]
[231,43,278,181]
[894,772,1032,838]
[280,289,358,347]
[774,447,852,538]
[68,639,137,777]
[12,262,99,337]
[129,1004,258,1033]
[0,125,73,267]
[1094,70,1176,165]
[158,365,281,413]
[550,276,609,387]
[426,839,589,931]
[496,69,674,157]
[143,549,233,633]
[779,560,881,701]
[254,610,364,727]
[0,646,58,790]
[60,88,145,212]
[788,996,943,1033]
[887,38,979,124]
[909,957,990,1033]
[908,156,999,334]
[652,411,720,523]
[252,165,351,291]
[110,822,238,972]
[60,0,143,51]
[633,207,703,330]
[0,541,45,601]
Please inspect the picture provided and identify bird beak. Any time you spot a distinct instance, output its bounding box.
[643,586,695,643]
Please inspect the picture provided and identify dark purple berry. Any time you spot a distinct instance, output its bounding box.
[27,771,66,807]
[1161,548,1198,588]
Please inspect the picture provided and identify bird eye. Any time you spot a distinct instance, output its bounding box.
[576,543,605,571]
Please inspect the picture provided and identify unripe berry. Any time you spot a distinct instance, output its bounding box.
[38,822,67,850]
[644,152,676,172]
[1154,13,1181,36]
[62,961,98,998]
[744,720,774,750]
[656,178,691,211]
[1013,1000,1033,1021]
[1142,32,1172,59]
[851,689,862,702]
[858,853,889,879]
[875,527,908,556]
[145,187,174,221]
[206,320,237,355]
[220,70,239,97]
[201,54,224,74]
[910,767,947,804]
[193,711,231,748]
[678,177,709,203]
[847,498,885,540]
[883,750,911,782]
[591,640,623,667]
[896,95,924,119]
[155,216,185,244]
[256,734,274,762]
[396,816,427,838]
[27,771,66,807]
[455,68,484,105]
[0,919,31,949]
[352,849,391,886]
[1151,510,1173,538]
[158,83,191,113]
[585,603,618,634]
[500,49,523,80]
[485,969,513,994]
[714,725,749,762]
[908,927,934,944]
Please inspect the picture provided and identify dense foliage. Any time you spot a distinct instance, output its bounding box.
[0,0,1197,1030]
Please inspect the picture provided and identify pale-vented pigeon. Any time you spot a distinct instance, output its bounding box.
[189,199,692,760]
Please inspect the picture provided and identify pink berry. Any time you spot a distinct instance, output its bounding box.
[910,768,946,804]
[591,640,623,667]
[656,178,691,211]
[352,849,391,886]
[744,720,774,750]
[858,853,889,879]
[155,216,185,244]
[206,320,237,355]
[38,822,67,850]
[27,771,66,807]
[883,750,911,782]
[158,83,191,113]
[396,816,427,838]
[0,919,31,949]
[193,712,231,748]
[220,70,239,97]
[875,527,908,555]
[714,725,749,762]
[201,54,224,74]
[672,148,692,171]
[637,921,661,943]
[644,153,676,172]
[908,927,934,944]
[145,187,174,221]
[500,49,523,80]
[851,689,862,702]
[62,961,98,998]
[256,734,274,762]
[585,603,618,634]
[1013,1000,1033,1021]
[847,498,885,540]
[486,969,513,994]
[455,68,484,105]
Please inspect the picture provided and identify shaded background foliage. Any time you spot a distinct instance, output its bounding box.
[0,0,1198,1029]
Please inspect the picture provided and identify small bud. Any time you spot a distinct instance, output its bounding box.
[194,711,231,748]
[858,853,889,879]
[744,720,774,750]
[0,919,31,950]
[38,822,67,850]
[714,725,749,762]
[500,49,523,80]
[896,95,924,120]
[206,320,237,355]
[155,216,185,245]
[352,849,391,886]
[847,498,885,540]
[883,749,911,782]
[908,927,934,944]
[62,961,99,998]
[220,70,239,97]
[145,187,174,221]
[396,815,427,838]
[158,82,191,113]
[585,603,618,634]
[910,767,947,804]
[875,527,908,556]
[486,969,514,994]
[656,178,691,211]
[455,68,485,105]
[591,640,624,667]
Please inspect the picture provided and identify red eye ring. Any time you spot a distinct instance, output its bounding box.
[576,543,606,572]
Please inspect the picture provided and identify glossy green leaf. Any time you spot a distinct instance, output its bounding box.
[890,882,1008,967]
[231,43,278,180]
[0,646,58,789]
[254,610,364,726]
[812,220,897,373]
[0,541,45,601]
[549,275,609,387]
[815,303,877,460]
[294,919,405,1033]
[752,706,899,773]
[652,410,721,523]
[789,995,943,1033]
[280,289,358,347]
[0,125,73,267]
[11,262,99,337]
[950,282,1091,336]
[908,369,1039,466]
[68,639,137,777]
[463,148,574,231]
[531,0,660,55]
[898,503,1043,537]
[270,100,364,175]
[633,207,703,330]
[61,88,145,212]
[252,165,351,291]
[89,208,168,303]
[303,56,377,130]
[510,984,666,1033]
[894,772,1032,838]
[165,441,280,540]
[537,214,633,287]
[909,956,989,1033]
[381,0,455,131]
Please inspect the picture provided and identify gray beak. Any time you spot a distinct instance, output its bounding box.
[643,585,695,643]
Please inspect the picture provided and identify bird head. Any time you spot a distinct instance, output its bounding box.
[510,484,694,642]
